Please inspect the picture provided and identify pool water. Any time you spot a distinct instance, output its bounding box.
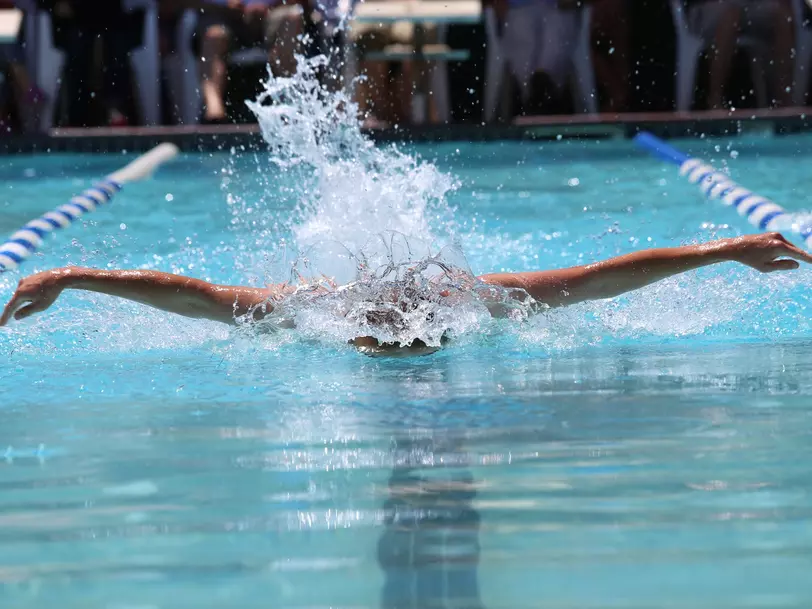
[2,68,812,607]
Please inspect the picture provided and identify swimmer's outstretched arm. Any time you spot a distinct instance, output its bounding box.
[0,267,278,326]
[478,233,811,308]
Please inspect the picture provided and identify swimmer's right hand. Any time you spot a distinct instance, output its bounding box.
[3,267,277,326]
[723,232,812,273]
[0,267,74,326]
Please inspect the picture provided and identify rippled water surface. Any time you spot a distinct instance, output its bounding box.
[2,69,812,607]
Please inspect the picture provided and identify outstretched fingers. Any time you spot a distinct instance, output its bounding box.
[782,243,812,264]
[769,233,812,263]
[763,259,801,272]
[0,293,28,327]
[12,301,48,321]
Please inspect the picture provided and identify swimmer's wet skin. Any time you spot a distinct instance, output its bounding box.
[2,233,810,356]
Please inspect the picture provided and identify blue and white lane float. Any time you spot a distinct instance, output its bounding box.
[634,131,812,250]
[0,142,180,272]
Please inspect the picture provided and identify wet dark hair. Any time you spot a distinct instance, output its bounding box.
[356,291,449,352]
[346,274,452,352]
[363,299,438,337]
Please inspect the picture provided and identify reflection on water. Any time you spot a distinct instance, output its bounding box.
[2,339,812,607]
[379,434,484,609]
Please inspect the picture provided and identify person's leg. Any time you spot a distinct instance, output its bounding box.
[769,1,794,106]
[445,21,487,122]
[0,52,16,131]
[323,29,346,92]
[502,4,536,107]
[3,33,33,116]
[742,0,794,106]
[65,28,96,127]
[366,61,406,126]
[8,58,46,132]
[8,61,30,97]
[394,61,414,124]
[200,23,231,122]
[357,59,389,122]
[689,0,742,110]
[101,29,133,126]
[266,5,304,77]
[532,2,579,113]
[591,0,630,111]
[391,22,416,123]
[351,25,396,125]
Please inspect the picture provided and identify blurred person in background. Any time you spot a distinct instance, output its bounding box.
[495,0,584,115]
[158,0,186,57]
[36,0,145,127]
[348,6,421,127]
[591,0,629,112]
[686,0,794,109]
[199,0,304,124]
[446,0,486,123]
[302,0,351,91]
[159,0,200,125]
[0,0,45,132]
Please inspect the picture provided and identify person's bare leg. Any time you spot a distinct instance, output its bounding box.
[357,60,390,125]
[428,62,441,123]
[8,63,34,131]
[591,0,630,111]
[396,60,414,124]
[769,0,794,106]
[201,25,230,121]
[706,3,741,110]
[268,10,304,77]
[8,62,31,98]
[380,64,399,124]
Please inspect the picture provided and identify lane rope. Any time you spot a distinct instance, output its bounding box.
[0,143,180,272]
[633,132,812,250]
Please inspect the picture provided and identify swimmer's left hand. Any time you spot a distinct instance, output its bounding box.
[724,232,812,273]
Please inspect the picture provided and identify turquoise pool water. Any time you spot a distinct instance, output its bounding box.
[2,107,812,607]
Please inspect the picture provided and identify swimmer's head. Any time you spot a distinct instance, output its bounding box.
[350,335,446,357]
[349,287,448,356]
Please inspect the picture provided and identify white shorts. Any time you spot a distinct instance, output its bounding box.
[502,2,579,96]
[687,0,786,41]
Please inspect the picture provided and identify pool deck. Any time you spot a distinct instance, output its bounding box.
[2,107,812,154]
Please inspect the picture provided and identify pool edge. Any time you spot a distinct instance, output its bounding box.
[3,107,812,154]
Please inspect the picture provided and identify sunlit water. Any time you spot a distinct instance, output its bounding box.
[1,63,812,608]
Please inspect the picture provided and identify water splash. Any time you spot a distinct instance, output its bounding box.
[235,235,536,348]
[236,57,518,346]
[245,57,457,260]
[199,56,812,350]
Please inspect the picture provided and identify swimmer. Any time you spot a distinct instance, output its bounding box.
[2,232,810,355]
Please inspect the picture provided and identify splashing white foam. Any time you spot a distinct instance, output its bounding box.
[236,57,529,346]
[245,57,457,271]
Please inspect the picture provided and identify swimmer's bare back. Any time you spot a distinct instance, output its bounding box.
[2,233,810,327]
